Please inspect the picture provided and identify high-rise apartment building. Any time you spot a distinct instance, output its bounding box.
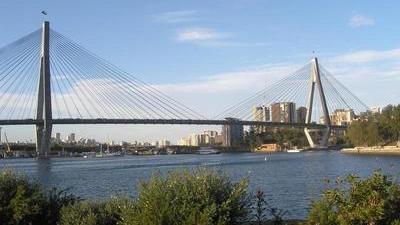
[271,102,296,123]
[67,133,76,143]
[55,133,61,143]
[222,118,244,147]
[252,106,270,122]
[296,107,307,123]
[252,106,270,133]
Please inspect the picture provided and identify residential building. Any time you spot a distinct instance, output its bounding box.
[370,106,381,115]
[177,130,220,146]
[252,106,270,122]
[158,140,171,147]
[271,102,296,123]
[214,134,223,145]
[55,133,61,143]
[330,109,355,126]
[177,136,191,146]
[203,130,218,145]
[296,107,307,123]
[252,106,270,133]
[204,130,218,138]
[67,133,76,143]
[222,118,244,147]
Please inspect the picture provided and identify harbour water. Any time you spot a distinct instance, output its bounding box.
[1,150,400,219]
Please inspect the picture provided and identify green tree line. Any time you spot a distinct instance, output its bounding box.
[346,104,400,147]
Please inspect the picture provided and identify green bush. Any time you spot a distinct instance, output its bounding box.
[44,187,80,225]
[0,169,46,225]
[58,197,132,225]
[306,171,400,225]
[0,169,78,225]
[119,169,250,225]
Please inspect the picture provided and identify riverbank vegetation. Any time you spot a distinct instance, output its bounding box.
[346,104,400,147]
[245,128,309,151]
[1,168,400,225]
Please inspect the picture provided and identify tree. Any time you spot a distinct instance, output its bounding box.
[307,171,400,225]
[120,169,251,225]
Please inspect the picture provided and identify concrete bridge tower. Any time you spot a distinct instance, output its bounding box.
[304,57,331,148]
[36,21,52,158]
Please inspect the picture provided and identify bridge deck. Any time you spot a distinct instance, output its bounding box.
[0,119,346,129]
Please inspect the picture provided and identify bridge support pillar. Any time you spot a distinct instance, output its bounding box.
[304,57,331,148]
[36,21,52,158]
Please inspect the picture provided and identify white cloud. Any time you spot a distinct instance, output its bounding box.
[332,48,400,63]
[176,27,230,43]
[348,14,375,27]
[153,10,198,23]
[175,27,270,47]
[153,63,299,94]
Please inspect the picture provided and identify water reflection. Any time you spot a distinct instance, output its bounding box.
[36,158,52,184]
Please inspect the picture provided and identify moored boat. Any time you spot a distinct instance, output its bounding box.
[197,147,220,155]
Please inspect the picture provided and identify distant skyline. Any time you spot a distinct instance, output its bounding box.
[0,0,399,142]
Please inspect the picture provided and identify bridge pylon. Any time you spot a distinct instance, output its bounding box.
[304,57,331,148]
[36,21,52,158]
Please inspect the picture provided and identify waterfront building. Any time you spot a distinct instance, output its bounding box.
[296,107,307,123]
[78,138,96,146]
[177,130,220,146]
[370,106,381,114]
[177,137,188,146]
[214,134,223,145]
[204,130,218,139]
[252,106,270,133]
[255,143,282,152]
[158,140,170,147]
[330,109,355,126]
[203,130,219,145]
[67,133,76,143]
[252,106,270,122]
[222,117,244,147]
[55,133,61,143]
[271,102,296,123]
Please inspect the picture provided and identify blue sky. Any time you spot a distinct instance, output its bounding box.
[1,0,399,142]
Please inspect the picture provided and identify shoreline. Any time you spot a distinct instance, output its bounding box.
[341,146,400,155]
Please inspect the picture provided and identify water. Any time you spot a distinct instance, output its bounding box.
[1,151,400,219]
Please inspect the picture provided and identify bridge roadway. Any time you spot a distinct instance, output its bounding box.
[0,118,347,129]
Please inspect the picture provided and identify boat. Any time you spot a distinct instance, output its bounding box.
[286,149,301,153]
[96,150,124,157]
[197,147,220,155]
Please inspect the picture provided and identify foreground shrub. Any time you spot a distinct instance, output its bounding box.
[0,169,78,225]
[307,171,400,225]
[120,169,250,225]
[44,187,80,225]
[0,170,45,225]
[59,197,132,225]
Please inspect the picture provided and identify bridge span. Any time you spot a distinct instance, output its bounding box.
[0,118,346,129]
[0,21,368,157]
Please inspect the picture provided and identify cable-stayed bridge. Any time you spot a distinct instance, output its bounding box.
[0,22,368,157]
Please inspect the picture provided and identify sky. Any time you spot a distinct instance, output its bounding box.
[0,0,399,143]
